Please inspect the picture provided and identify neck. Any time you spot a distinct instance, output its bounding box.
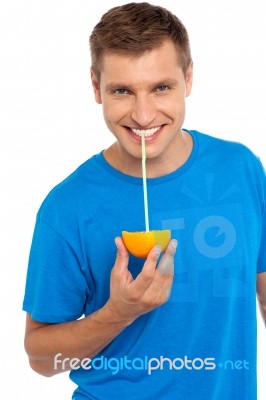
[104,130,193,178]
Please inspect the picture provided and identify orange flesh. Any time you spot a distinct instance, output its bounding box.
[122,230,171,258]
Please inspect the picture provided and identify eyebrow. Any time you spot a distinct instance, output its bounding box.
[105,78,179,92]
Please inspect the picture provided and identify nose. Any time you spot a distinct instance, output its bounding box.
[131,94,156,127]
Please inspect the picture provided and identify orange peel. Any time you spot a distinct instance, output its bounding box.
[122,230,171,258]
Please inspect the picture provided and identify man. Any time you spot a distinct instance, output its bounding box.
[23,2,266,399]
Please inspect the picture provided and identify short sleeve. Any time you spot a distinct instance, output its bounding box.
[22,216,90,323]
[257,159,266,273]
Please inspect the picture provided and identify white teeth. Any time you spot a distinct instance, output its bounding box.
[131,126,161,137]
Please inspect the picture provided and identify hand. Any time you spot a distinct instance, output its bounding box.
[105,237,177,324]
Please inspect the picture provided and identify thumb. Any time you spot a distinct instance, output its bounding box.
[113,237,130,274]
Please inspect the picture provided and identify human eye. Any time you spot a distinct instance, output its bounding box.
[114,88,129,95]
[156,85,170,92]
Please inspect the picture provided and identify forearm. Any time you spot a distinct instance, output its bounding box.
[24,302,133,377]
[25,239,176,377]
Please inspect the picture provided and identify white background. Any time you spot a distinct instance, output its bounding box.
[0,0,265,398]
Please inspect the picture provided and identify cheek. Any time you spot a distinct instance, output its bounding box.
[102,101,115,123]
[159,101,184,121]
[156,92,185,111]
[103,100,129,124]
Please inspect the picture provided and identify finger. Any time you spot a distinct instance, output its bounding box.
[164,286,172,301]
[142,270,174,307]
[113,237,130,274]
[157,239,177,276]
[142,240,177,302]
[115,236,128,255]
[150,239,177,291]
[128,245,161,296]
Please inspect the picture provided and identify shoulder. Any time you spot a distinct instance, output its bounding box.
[192,129,251,152]
[190,130,266,202]
[191,129,264,169]
[36,152,104,222]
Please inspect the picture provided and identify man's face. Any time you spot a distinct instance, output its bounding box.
[91,39,193,165]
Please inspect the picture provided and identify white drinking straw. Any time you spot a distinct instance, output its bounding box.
[141,132,150,232]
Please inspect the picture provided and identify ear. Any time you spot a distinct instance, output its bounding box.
[91,68,102,104]
[185,61,193,97]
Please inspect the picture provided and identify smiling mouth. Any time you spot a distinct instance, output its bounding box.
[130,126,161,137]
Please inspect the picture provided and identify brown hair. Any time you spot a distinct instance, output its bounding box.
[89,2,192,79]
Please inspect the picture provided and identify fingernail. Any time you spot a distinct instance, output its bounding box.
[155,245,162,256]
[171,239,178,249]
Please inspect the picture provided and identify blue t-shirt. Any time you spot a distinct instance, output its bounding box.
[23,130,266,400]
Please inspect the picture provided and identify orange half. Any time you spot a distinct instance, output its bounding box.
[122,230,171,258]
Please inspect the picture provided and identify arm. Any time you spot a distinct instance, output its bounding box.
[24,304,132,378]
[24,237,177,377]
[257,272,266,327]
